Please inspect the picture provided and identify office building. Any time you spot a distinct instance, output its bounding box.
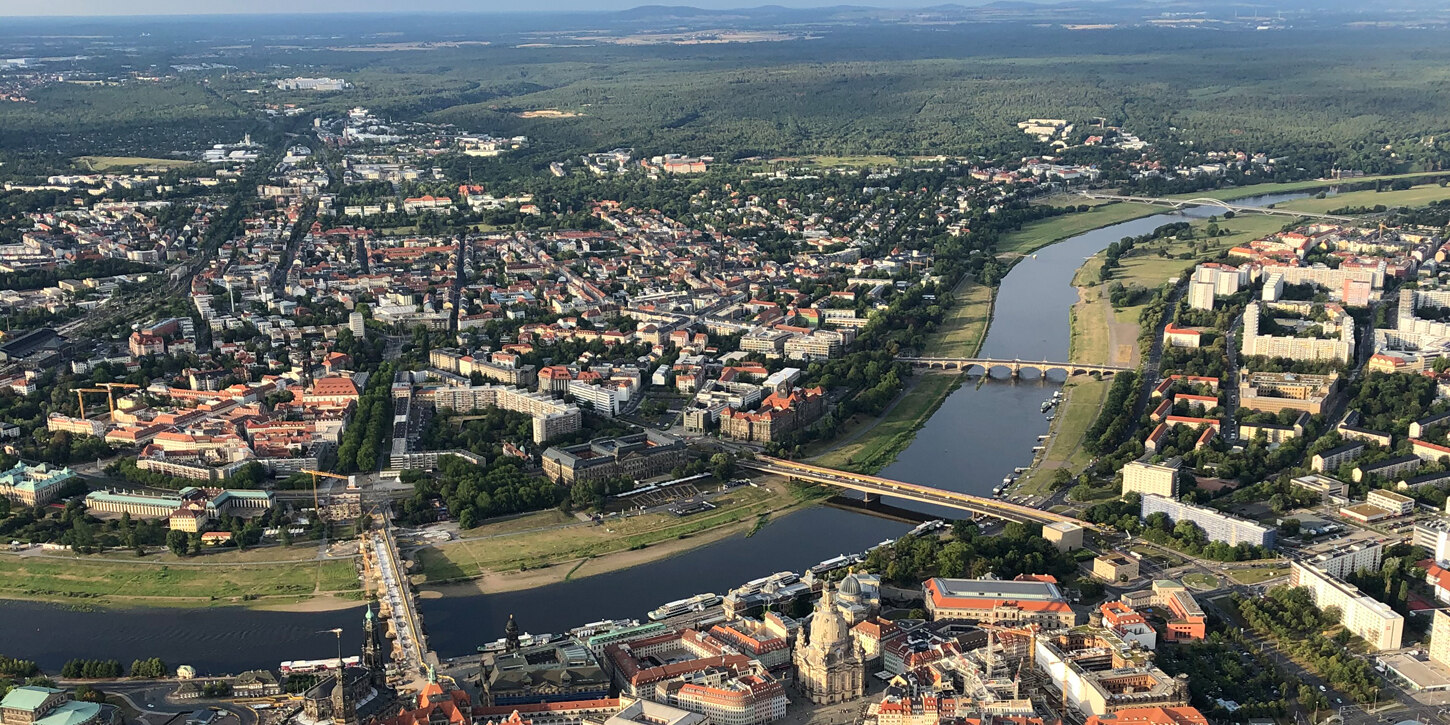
[1140,494,1276,548]
[1092,553,1139,583]
[1034,632,1189,716]
[481,640,610,707]
[1121,458,1181,498]
[1290,474,1348,499]
[1290,560,1403,651]
[1416,519,1450,564]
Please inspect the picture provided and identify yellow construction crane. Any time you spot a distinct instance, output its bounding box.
[73,388,110,420]
[97,382,139,420]
[300,469,353,514]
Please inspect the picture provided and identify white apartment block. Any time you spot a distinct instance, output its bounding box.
[1289,560,1403,651]
[1121,457,1181,498]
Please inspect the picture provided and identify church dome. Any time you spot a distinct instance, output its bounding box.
[838,574,861,597]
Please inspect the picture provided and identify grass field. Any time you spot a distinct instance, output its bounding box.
[802,155,900,167]
[812,373,960,473]
[999,203,1158,256]
[1014,377,1111,496]
[0,556,360,605]
[921,278,993,358]
[1183,573,1220,590]
[1228,564,1290,586]
[74,155,196,170]
[1274,182,1450,214]
[415,481,816,581]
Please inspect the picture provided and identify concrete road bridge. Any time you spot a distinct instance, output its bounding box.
[898,356,1130,377]
[1076,191,1356,222]
[740,457,1099,531]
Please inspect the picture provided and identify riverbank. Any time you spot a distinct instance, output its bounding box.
[0,554,364,609]
[411,476,828,595]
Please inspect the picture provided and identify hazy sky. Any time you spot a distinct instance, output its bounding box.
[0,0,968,15]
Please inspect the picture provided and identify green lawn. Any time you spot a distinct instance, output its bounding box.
[1275,183,1450,214]
[999,203,1158,256]
[921,278,993,358]
[74,155,196,171]
[1015,377,1112,496]
[1183,573,1220,590]
[0,556,360,604]
[813,373,960,473]
[1227,564,1290,586]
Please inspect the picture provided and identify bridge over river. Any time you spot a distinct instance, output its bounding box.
[1076,191,1355,222]
[740,457,1099,531]
[898,356,1129,377]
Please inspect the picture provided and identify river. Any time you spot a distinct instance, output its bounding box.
[0,192,1320,673]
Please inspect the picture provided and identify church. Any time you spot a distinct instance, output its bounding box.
[792,581,866,704]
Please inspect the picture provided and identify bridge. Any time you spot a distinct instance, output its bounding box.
[898,357,1130,377]
[1076,192,1356,222]
[740,457,1099,531]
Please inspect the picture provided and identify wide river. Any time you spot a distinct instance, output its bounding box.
[0,193,1316,673]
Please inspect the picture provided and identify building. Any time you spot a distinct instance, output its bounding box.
[1304,541,1384,579]
[1289,560,1403,651]
[1083,707,1209,725]
[604,700,706,725]
[1353,454,1421,484]
[1238,371,1340,416]
[84,486,274,530]
[1140,494,1276,548]
[0,462,78,506]
[1368,489,1416,517]
[922,577,1075,629]
[1042,521,1084,552]
[1241,301,1354,364]
[0,687,103,725]
[1290,474,1348,500]
[793,582,866,705]
[1312,442,1366,473]
[541,432,687,486]
[473,700,622,725]
[481,639,611,707]
[604,629,787,725]
[1120,458,1180,498]
[372,667,473,725]
[1092,553,1139,583]
[1413,438,1450,464]
[348,311,367,339]
[1099,601,1156,651]
[418,383,580,443]
[1118,580,1206,643]
[1034,632,1189,716]
[1432,610,1450,668]
[1416,519,1450,564]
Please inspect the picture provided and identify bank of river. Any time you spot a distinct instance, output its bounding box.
[0,192,1319,672]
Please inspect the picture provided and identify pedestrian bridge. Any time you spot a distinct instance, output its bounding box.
[1076,192,1355,222]
[898,356,1130,377]
[740,457,1099,531]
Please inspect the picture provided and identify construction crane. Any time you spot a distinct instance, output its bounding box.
[300,469,353,515]
[97,382,139,420]
[73,388,110,420]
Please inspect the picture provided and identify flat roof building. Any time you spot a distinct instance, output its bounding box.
[923,577,1075,629]
[1140,494,1275,548]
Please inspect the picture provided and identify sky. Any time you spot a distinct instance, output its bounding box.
[0,0,992,15]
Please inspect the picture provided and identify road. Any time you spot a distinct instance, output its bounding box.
[96,681,257,725]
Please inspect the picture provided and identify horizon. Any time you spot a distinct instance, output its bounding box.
[0,0,1022,18]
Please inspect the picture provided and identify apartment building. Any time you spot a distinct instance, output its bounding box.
[1140,494,1276,548]
[1120,457,1181,498]
[418,383,581,443]
[1289,560,1403,651]
[1241,301,1354,364]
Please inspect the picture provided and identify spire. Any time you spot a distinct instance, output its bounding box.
[427,664,437,684]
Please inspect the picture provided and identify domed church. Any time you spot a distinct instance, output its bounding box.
[792,581,866,704]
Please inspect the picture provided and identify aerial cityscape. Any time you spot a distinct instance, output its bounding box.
[13,2,1450,725]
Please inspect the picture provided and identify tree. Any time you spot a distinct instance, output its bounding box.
[166,530,188,557]
[710,453,736,481]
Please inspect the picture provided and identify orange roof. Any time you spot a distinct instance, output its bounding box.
[1085,706,1208,725]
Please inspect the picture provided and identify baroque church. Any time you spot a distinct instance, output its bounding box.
[792,580,866,704]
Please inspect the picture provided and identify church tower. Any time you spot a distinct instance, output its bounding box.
[362,602,386,687]
[330,662,358,725]
[792,581,866,704]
